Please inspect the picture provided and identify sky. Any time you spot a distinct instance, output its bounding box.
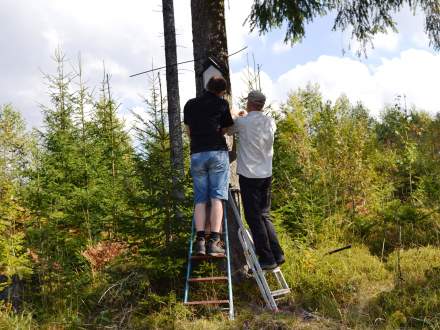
[1,0,439,131]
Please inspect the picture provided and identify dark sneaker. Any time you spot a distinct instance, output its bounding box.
[260,261,278,271]
[194,238,206,256]
[207,238,225,257]
[276,255,286,266]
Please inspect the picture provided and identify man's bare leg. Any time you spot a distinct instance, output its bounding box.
[194,202,207,232]
[209,198,223,233]
[204,204,211,236]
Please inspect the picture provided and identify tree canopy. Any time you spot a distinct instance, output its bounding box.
[248,0,440,52]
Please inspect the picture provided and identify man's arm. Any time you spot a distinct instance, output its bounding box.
[222,125,235,135]
[183,100,191,138]
[223,108,248,135]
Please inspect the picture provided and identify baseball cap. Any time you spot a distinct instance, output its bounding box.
[246,90,266,105]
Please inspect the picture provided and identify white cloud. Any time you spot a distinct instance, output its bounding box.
[271,39,291,54]
[345,30,401,56]
[275,55,381,111]
[1,0,258,129]
[1,0,195,129]
[225,0,256,61]
[2,0,439,132]
[270,49,440,116]
[342,5,433,55]
[42,29,64,51]
[372,32,400,52]
[411,31,431,48]
[373,49,440,112]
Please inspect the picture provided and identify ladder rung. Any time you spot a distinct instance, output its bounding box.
[271,268,282,273]
[263,267,280,273]
[271,288,291,297]
[190,255,226,261]
[184,299,229,305]
[188,276,228,283]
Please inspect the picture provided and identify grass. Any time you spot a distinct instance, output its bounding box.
[366,246,440,329]
[5,238,440,329]
[280,234,391,320]
[0,306,34,330]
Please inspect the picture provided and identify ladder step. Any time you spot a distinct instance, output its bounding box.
[190,255,226,261]
[271,267,282,273]
[185,299,229,305]
[188,276,228,283]
[263,267,281,273]
[271,288,291,297]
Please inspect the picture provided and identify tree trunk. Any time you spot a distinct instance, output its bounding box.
[162,0,185,212]
[190,0,247,278]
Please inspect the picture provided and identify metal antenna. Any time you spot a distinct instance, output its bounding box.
[129,46,248,78]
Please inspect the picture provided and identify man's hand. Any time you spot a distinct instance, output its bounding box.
[230,108,240,119]
[231,108,247,119]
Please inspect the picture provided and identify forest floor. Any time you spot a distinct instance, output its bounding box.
[1,244,439,329]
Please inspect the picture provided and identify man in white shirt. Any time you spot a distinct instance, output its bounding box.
[231,91,285,270]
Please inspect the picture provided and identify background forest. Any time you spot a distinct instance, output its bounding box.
[1,51,440,329]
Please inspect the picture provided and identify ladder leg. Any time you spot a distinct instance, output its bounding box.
[231,189,269,303]
[223,201,234,320]
[184,217,195,303]
[239,228,278,312]
[275,269,290,290]
[229,189,282,312]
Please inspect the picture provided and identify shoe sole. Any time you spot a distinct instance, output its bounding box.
[208,252,225,257]
[260,264,278,271]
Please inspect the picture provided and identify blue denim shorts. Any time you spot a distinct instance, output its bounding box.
[190,150,229,204]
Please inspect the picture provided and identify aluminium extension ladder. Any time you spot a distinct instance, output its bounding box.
[183,202,234,320]
[228,188,290,312]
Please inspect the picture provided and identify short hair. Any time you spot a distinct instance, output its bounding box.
[207,76,227,94]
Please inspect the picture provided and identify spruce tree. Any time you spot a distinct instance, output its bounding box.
[90,72,142,240]
[0,104,33,310]
[133,72,190,251]
[29,49,82,270]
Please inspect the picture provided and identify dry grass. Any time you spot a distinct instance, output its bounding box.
[81,240,127,272]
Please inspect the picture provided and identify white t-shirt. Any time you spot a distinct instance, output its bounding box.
[232,111,276,179]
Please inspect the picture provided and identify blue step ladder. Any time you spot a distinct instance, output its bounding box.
[183,201,234,320]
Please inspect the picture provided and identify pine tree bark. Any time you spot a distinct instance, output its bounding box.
[162,0,185,211]
[190,0,247,278]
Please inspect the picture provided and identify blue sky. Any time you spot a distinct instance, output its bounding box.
[230,14,343,76]
[235,7,432,76]
[1,0,439,131]
[227,2,438,118]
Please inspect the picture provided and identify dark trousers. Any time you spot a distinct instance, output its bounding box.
[239,175,284,264]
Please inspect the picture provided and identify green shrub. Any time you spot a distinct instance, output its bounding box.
[354,200,440,256]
